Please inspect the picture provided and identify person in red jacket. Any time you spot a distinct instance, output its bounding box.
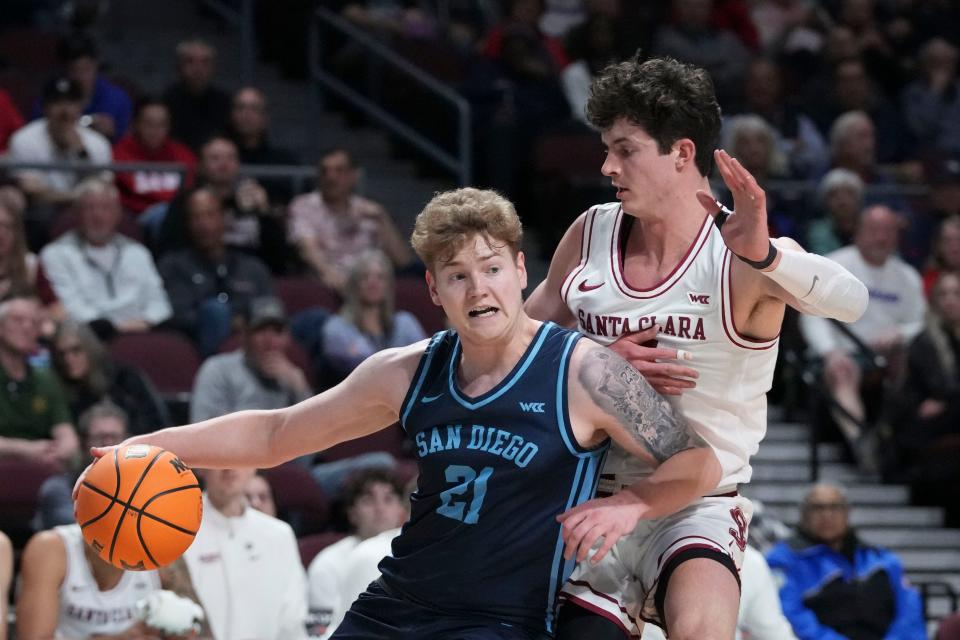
[0,89,24,153]
[113,97,196,215]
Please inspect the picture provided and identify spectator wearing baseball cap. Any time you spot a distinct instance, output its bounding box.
[32,34,134,141]
[7,76,112,205]
[189,296,312,424]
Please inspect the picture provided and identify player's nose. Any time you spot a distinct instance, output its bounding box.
[600,154,618,177]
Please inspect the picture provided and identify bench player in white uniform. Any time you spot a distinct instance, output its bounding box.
[526,55,868,640]
[17,524,161,639]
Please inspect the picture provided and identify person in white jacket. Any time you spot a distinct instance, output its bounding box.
[184,467,308,640]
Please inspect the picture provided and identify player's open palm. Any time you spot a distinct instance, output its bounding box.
[556,491,648,565]
[696,149,771,264]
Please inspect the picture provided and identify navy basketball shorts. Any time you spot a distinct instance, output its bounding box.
[331,579,551,640]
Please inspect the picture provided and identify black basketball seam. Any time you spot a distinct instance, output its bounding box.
[83,481,201,536]
[108,449,165,565]
[77,448,123,530]
[136,483,203,568]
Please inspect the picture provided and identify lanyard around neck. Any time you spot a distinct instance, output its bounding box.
[77,236,122,298]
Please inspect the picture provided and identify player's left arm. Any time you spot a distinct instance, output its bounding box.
[742,236,869,323]
[700,149,868,325]
[561,341,722,563]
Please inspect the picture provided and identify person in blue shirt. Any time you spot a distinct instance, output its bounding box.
[76,187,722,639]
[766,483,926,640]
[33,34,133,141]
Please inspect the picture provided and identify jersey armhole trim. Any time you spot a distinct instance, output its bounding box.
[719,250,780,351]
[555,333,609,458]
[560,208,598,306]
[399,331,446,429]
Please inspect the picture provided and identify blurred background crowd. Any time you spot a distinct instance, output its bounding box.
[1,0,960,638]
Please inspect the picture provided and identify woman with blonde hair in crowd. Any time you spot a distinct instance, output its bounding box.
[0,186,37,299]
[897,272,960,474]
[320,249,426,385]
[722,114,803,236]
[51,320,170,434]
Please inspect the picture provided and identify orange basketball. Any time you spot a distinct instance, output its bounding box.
[75,444,203,571]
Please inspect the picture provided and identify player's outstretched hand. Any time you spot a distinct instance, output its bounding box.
[71,444,124,501]
[696,149,770,264]
[557,492,648,565]
[609,325,698,396]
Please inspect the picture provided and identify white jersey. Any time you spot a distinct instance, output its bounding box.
[55,524,160,639]
[561,203,778,488]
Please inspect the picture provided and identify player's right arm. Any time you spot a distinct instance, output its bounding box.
[87,342,426,472]
[560,341,721,563]
[15,530,67,640]
[523,211,583,327]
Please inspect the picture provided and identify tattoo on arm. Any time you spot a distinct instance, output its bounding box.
[580,349,707,462]
[158,557,213,637]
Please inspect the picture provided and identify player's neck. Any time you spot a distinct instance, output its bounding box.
[625,205,707,267]
[86,548,124,591]
[456,317,540,394]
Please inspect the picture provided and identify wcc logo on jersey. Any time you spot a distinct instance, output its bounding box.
[519,401,545,413]
[687,292,711,305]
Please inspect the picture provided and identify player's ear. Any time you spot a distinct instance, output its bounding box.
[515,251,527,290]
[425,270,442,307]
[673,138,696,172]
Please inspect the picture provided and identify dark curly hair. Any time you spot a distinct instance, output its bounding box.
[586,55,721,176]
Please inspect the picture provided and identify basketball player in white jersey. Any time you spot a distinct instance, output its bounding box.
[17,403,207,640]
[17,524,161,640]
[526,55,869,640]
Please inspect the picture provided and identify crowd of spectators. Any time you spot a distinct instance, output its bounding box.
[2,0,960,638]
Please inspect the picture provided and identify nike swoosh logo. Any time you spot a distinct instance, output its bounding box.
[803,275,820,298]
[421,393,444,404]
[578,280,604,292]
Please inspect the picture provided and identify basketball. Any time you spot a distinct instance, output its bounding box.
[74,444,203,571]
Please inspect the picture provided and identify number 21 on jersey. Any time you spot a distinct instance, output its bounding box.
[437,465,493,524]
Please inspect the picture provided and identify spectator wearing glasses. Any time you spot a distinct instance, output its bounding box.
[50,320,170,435]
[766,483,925,640]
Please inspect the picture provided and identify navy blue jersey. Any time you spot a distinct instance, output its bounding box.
[379,322,609,635]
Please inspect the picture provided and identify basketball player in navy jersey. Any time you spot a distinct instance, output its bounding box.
[526,56,869,639]
[77,187,721,639]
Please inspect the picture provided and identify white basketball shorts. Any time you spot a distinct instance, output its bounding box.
[558,494,753,637]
